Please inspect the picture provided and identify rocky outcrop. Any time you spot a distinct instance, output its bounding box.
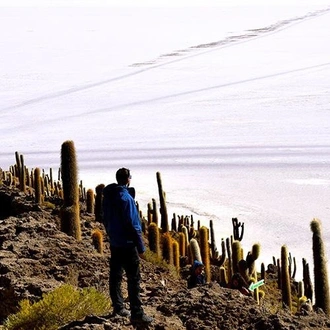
[0,185,110,322]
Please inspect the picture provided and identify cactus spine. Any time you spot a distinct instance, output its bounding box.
[281,245,292,311]
[60,140,81,241]
[311,218,330,315]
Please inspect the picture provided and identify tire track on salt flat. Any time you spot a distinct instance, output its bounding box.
[52,61,330,118]
[2,61,329,134]
[1,7,329,113]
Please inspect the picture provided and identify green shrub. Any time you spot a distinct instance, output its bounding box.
[144,248,179,279]
[42,201,56,210]
[4,284,111,330]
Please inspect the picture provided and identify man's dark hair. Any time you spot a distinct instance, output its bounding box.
[116,168,131,185]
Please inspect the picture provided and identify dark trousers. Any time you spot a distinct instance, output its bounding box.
[109,246,144,318]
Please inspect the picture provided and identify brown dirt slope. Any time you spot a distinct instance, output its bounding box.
[0,185,330,330]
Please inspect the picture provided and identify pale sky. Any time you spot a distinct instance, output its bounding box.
[1,0,330,7]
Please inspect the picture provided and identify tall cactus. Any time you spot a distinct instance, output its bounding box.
[189,238,202,263]
[162,232,173,265]
[209,220,218,260]
[238,259,250,285]
[156,172,169,233]
[152,198,158,226]
[86,188,94,214]
[277,258,282,290]
[260,262,266,282]
[199,226,211,283]
[34,167,42,204]
[246,243,261,275]
[216,239,226,267]
[219,266,228,287]
[232,240,242,274]
[226,237,233,281]
[49,168,54,194]
[15,152,26,193]
[173,240,180,272]
[147,202,153,225]
[171,213,177,231]
[94,184,104,222]
[60,140,81,241]
[178,232,186,257]
[310,218,330,315]
[148,222,160,258]
[181,225,189,257]
[302,258,313,302]
[232,217,244,241]
[281,245,292,311]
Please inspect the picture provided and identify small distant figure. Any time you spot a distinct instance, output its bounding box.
[230,273,252,296]
[187,260,206,289]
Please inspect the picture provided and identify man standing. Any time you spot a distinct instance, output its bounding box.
[102,168,153,325]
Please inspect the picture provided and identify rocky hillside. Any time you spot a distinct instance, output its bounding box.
[1,184,330,330]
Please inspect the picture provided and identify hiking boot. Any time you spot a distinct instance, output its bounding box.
[131,314,154,324]
[113,308,130,317]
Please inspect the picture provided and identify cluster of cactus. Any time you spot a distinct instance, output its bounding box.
[3,146,108,253]
[144,174,266,294]
[5,151,67,202]
[271,220,330,317]
[5,147,330,317]
[222,238,263,303]
[146,199,159,226]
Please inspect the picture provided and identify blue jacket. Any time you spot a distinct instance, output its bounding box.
[102,183,145,254]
